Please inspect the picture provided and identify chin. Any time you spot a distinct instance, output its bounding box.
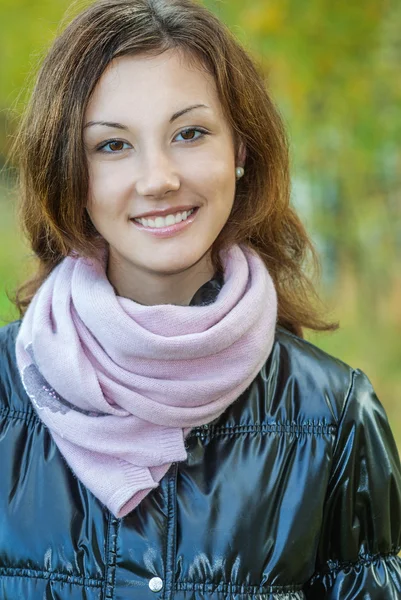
[142,258,202,276]
[140,247,206,273]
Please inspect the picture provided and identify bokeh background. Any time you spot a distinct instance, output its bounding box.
[0,0,400,453]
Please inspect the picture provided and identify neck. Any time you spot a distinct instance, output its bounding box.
[106,248,216,306]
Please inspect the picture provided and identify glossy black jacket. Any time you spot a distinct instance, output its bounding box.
[1,309,401,599]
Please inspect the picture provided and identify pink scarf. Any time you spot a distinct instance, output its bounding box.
[15,243,277,518]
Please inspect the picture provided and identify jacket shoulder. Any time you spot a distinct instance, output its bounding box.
[271,327,356,424]
[0,319,33,414]
[275,326,354,376]
[0,318,22,361]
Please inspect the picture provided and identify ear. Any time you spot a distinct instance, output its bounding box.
[237,141,247,167]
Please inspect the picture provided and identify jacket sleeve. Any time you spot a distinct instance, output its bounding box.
[304,368,401,599]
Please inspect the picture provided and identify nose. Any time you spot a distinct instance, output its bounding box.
[135,151,180,198]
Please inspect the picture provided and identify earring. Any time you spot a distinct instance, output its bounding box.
[235,166,245,180]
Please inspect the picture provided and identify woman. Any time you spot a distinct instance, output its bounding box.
[1,0,400,598]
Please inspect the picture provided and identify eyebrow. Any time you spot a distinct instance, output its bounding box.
[84,104,210,130]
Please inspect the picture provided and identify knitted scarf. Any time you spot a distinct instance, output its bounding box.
[15,243,277,518]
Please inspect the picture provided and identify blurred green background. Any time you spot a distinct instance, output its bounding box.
[0,0,400,453]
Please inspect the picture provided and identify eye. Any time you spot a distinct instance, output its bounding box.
[174,127,209,143]
[97,140,131,153]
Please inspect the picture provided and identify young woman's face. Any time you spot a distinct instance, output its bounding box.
[84,49,243,282]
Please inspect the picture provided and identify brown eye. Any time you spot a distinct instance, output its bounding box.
[180,129,196,141]
[98,140,130,153]
[109,141,125,151]
[175,128,208,143]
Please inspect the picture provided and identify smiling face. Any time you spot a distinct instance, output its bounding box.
[84,49,245,304]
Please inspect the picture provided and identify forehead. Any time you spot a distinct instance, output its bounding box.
[85,49,223,119]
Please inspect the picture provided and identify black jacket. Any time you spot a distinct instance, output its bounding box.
[1,300,401,598]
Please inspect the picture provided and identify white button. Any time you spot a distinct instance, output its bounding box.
[148,577,163,592]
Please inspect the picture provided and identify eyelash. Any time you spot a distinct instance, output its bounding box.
[96,127,210,153]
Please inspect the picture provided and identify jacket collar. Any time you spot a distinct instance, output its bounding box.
[189,271,224,307]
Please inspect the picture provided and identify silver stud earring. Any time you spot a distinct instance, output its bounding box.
[235,166,245,180]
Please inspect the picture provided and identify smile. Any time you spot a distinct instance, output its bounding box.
[130,206,200,238]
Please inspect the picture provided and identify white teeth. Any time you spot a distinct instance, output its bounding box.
[165,213,178,226]
[134,208,195,228]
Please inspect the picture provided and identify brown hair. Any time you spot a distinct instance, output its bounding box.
[10,0,338,337]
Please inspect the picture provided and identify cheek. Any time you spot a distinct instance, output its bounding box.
[209,163,236,210]
[192,154,235,198]
[87,164,129,216]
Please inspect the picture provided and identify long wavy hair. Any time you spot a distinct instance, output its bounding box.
[10,0,338,337]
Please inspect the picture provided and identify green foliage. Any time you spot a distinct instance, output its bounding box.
[0,186,28,323]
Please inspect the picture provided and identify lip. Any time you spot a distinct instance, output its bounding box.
[133,205,199,219]
[130,206,199,238]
